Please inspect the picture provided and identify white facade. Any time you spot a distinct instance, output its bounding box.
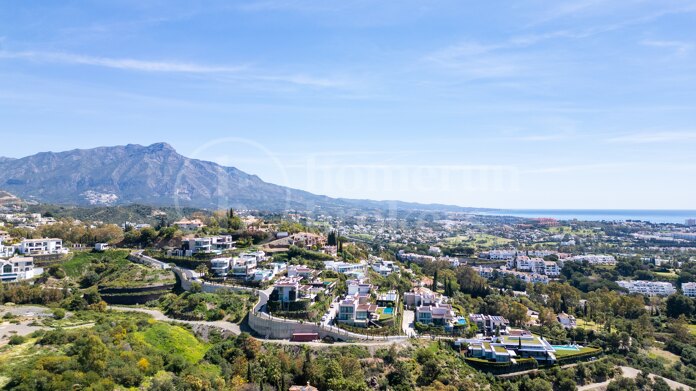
[617,280,676,296]
[568,255,616,265]
[210,257,232,276]
[347,280,373,296]
[18,238,67,256]
[1,256,41,282]
[0,239,15,258]
[95,243,110,251]
[682,282,696,298]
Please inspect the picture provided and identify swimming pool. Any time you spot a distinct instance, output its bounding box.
[551,345,579,351]
[382,307,394,315]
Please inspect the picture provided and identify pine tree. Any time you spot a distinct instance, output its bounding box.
[432,270,438,292]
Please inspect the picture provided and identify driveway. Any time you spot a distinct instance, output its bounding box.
[402,310,416,337]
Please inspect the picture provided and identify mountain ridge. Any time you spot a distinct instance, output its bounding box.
[0,142,477,213]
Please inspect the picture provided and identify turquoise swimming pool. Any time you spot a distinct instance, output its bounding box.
[383,307,394,315]
[551,345,579,351]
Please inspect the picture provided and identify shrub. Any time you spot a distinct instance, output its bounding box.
[9,335,27,345]
[53,308,66,320]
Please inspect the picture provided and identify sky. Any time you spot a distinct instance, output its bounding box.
[1,0,695,210]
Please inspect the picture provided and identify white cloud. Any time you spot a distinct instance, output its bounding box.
[0,50,246,73]
[0,50,350,89]
[523,163,630,174]
[641,39,693,55]
[607,131,696,143]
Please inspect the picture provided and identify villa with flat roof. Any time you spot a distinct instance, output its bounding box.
[466,333,558,364]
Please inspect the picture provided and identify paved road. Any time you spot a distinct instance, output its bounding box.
[578,366,692,391]
[110,306,407,348]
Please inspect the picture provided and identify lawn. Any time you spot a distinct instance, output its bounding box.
[647,347,680,366]
[689,324,696,336]
[653,271,678,281]
[377,308,395,321]
[135,322,209,364]
[442,234,513,249]
[576,319,601,332]
[554,346,600,358]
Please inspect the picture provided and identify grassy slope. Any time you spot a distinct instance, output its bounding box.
[61,249,131,278]
[135,322,209,364]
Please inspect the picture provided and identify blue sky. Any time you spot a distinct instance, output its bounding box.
[1,0,695,209]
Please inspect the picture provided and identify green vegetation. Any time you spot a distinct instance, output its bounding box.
[135,322,209,364]
[61,249,130,278]
[156,290,255,322]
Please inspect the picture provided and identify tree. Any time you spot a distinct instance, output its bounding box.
[606,377,638,391]
[71,333,109,373]
[432,270,438,292]
[666,294,695,318]
[195,264,209,278]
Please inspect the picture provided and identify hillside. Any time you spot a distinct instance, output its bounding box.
[0,142,475,213]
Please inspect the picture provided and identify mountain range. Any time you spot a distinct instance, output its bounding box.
[0,142,477,213]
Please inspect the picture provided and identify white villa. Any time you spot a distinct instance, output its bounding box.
[465,332,558,364]
[18,238,67,256]
[1,256,42,282]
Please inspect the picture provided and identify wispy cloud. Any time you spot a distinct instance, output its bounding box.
[423,41,521,79]
[641,39,693,55]
[523,163,630,174]
[607,131,696,143]
[0,50,246,73]
[0,50,350,89]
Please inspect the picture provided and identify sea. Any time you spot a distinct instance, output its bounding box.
[478,209,696,224]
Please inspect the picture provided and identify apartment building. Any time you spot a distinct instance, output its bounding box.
[616,280,676,296]
[682,282,696,298]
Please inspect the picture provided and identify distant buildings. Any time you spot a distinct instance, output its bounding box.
[175,235,235,256]
[567,255,616,265]
[371,258,400,277]
[324,260,366,279]
[557,312,577,329]
[173,218,206,231]
[617,280,676,296]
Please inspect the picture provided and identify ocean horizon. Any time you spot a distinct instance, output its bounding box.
[479,209,696,224]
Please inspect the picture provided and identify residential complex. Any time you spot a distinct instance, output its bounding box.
[616,280,676,296]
